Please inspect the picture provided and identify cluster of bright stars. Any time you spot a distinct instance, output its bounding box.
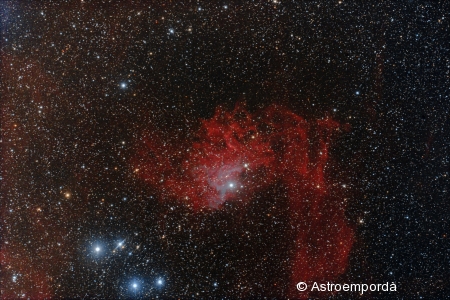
[90,241,165,293]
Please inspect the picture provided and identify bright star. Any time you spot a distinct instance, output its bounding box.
[120,82,127,88]
[113,239,126,252]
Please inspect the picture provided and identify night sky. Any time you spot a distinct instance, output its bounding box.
[1,1,449,299]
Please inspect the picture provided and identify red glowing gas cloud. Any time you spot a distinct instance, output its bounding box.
[134,103,354,297]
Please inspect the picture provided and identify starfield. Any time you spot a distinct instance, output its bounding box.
[1,1,449,299]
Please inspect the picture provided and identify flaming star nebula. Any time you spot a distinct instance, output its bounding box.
[134,103,354,293]
[2,1,448,298]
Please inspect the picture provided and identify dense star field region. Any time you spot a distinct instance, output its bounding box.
[1,1,449,299]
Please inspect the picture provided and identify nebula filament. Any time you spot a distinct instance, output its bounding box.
[135,103,354,296]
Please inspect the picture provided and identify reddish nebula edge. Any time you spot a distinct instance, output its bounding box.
[134,103,354,295]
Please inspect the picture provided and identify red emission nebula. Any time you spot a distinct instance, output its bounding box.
[134,103,354,296]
